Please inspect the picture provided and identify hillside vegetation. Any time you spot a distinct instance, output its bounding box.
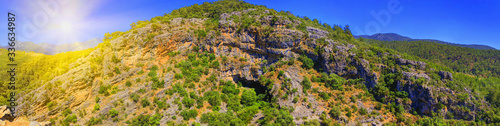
[1,0,499,125]
[364,39,500,78]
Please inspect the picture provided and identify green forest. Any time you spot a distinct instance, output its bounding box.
[363,39,500,78]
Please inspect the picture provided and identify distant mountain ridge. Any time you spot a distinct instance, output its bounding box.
[1,38,102,55]
[355,33,497,50]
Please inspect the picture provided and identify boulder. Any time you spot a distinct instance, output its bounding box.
[0,106,10,119]
[438,71,453,81]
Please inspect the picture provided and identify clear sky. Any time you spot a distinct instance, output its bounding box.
[1,0,499,49]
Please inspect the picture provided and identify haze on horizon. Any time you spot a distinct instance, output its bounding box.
[1,0,498,49]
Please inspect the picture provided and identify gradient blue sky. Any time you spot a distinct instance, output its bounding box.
[1,0,499,49]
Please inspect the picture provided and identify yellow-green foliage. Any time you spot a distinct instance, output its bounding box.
[0,49,43,105]
[19,49,93,86]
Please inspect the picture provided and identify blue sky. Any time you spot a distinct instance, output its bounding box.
[1,0,499,49]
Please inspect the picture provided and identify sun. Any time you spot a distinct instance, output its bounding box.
[48,19,81,44]
[60,22,75,33]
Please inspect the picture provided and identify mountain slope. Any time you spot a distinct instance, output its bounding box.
[1,1,499,126]
[363,38,500,78]
[0,38,102,55]
[355,33,497,50]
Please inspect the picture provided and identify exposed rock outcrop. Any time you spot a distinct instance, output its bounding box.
[396,57,427,70]
[439,71,453,81]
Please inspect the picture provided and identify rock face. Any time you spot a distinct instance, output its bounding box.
[217,8,381,92]
[395,70,480,120]
[0,105,13,125]
[0,105,50,126]
[396,58,427,70]
[438,71,453,81]
[402,71,430,81]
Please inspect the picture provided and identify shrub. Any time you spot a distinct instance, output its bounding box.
[221,56,228,63]
[241,89,257,106]
[180,109,198,120]
[207,74,217,83]
[278,70,285,78]
[174,73,184,79]
[329,106,341,118]
[201,111,241,125]
[359,108,367,115]
[351,105,358,112]
[396,105,405,114]
[196,29,207,38]
[210,60,220,68]
[209,53,216,61]
[221,81,240,95]
[182,97,195,108]
[114,67,121,74]
[238,106,260,124]
[299,55,314,69]
[396,91,409,98]
[94,103,100,111]
[375,102,383,110]
[130,93,140,103]
[351,95,357,102]
[204,91,221,107]
[239,57,247,62]
[301,77,312,92]
[141,98,150,107]
[62,114,77,126]
[109,108,119,117]
[151,23,162,32]
[437,103,446,109]
[62,108,72,117]
[126,80,132,87]
[325,74,345,90]
[293,96,299,103]
[47,101,55,111]
[87,117,102,125]
[111,55,121,63]
[319,92,330,100]
[346,111,352,117]
[99,85,110,96]
[129,114,161,126]
[274,109,295,125]
[296,22,307,32]
[148,70,157,78]
[136,63,144,67]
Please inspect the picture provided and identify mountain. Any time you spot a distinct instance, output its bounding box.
[355,33,412,41]
[39,38,103,54]
[1,1,499,125]
[0,38,102,55]
[1,41,52,54]
[355,33,497,50]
